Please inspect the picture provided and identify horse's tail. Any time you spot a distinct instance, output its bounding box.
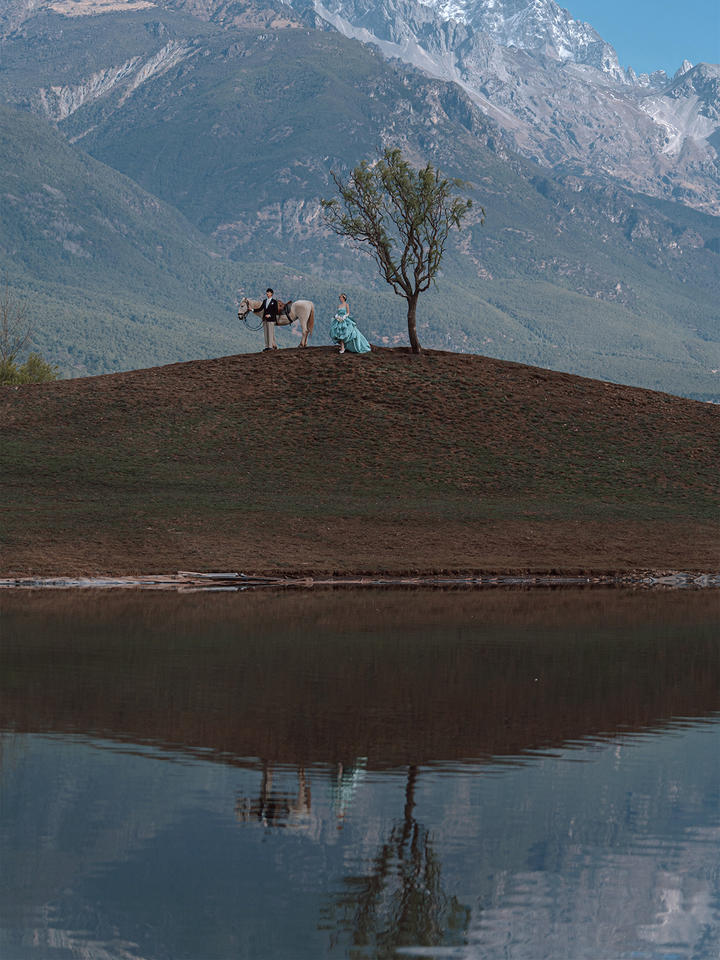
[308,304,315,335]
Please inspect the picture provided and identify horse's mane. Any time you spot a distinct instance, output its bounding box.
[241,297,264,313]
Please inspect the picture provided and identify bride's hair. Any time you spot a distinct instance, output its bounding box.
[339,293,347,302]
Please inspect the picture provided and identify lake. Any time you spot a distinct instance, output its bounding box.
[1,587,719,959]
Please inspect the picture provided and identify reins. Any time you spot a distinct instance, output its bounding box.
[242,315,264,332]
[238,301,264,332]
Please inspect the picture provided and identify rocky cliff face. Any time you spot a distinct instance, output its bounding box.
[35,41,197,122]
[290,0,720,214]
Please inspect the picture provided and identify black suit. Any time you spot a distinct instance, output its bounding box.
[262,297,279,349]
[262,298,279,322]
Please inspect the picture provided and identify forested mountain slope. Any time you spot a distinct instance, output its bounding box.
[0,105,257,374]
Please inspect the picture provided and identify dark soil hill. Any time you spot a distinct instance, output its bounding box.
[1,347,718,576]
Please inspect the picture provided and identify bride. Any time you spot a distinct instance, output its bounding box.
[330,294,371,354]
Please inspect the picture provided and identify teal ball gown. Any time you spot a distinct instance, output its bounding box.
[330,306,371,353]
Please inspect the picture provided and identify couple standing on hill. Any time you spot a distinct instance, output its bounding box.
[260,288,370,354]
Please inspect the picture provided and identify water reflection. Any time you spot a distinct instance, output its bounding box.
[2,588,719,766]
[1,588,719,959]
[321,765,471,959]
[235,761,313,829]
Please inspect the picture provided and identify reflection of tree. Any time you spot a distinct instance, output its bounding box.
[322,766,470,958]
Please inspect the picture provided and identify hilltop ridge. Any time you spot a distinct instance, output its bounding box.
[2,347,718,576]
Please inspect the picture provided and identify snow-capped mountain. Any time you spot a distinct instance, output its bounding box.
[293,0,720,213]
[421,0,626,80]
[298,0,647,83]
[3,0,718,213]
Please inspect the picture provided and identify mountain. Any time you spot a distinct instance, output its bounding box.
[326,0,629,78]
[291,0,720,214]
[0,0,718,397]
[0,104,255,374]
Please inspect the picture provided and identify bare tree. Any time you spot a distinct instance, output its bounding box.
[322,148,480,354]
[0,280,34,364]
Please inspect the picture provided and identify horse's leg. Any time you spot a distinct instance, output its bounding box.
[300,308,310,347]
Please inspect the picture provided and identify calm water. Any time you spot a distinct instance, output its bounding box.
[1,588,719,960]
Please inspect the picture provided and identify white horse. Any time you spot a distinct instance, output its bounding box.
[238,297,315,348]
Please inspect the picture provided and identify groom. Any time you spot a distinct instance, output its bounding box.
[261,287,279,351]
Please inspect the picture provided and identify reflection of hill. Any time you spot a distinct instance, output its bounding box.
[1,589,719,767]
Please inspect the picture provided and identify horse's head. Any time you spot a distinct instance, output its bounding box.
[237,296,250,320]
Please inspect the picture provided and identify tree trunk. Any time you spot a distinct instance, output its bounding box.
[406,295,422,354]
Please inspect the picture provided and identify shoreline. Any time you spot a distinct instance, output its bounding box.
[1,570,718,590]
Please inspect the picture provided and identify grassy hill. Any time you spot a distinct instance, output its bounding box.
[1,346,718,576]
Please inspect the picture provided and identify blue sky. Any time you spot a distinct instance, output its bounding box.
[564,0,720,75]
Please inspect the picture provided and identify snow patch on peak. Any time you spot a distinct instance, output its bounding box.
[417,0,470,22]
[423,0,469,22]
[417,0,626,79]
[674,59,694,79]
